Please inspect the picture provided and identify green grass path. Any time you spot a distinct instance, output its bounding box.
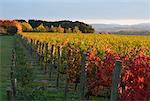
[0,35,15,101]
[16,36,79,100]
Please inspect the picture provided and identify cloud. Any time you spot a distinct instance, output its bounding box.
[77,19,150,25]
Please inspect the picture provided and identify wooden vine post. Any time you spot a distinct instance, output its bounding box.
[23,37,27,49]
[28,39,31,50]
[110,60,122,101]
[44,43,49,73]
[35,40,39,63]
[56,45,61,88]
[6,88,13,101]
[30,39,33,55]
[40,43,45,69]
[42,43,45,62]
[63,77,69,101]
[33,40,36,60]
[10,49,17,100]
[10,71,13,80]
[80,53,87,100]
[63,48,71,101]
[7,49,15,101]
[11,78,17,98]
[38,42,42,62]
[49,44,55,79]
[23,37,25,48]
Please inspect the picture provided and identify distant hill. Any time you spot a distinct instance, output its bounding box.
[91,23,150,32]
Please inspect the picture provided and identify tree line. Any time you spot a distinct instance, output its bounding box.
[16,19,95,33]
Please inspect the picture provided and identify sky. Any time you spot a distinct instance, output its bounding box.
[0,0,150,25]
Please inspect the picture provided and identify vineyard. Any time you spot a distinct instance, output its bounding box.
[4,32,150,101]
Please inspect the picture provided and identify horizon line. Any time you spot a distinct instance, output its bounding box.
[1,18,150,25]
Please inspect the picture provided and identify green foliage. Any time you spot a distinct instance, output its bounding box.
[21,22,33,32]
[7,26,18,35]
[0,25,17,35]
[27,19,95,33]
[15,39,33,87]
[0,36,15,100]
[16,82,64,101]
[16,65,33,86]
[0,26,7,35]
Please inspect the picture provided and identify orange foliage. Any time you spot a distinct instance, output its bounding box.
[0,20,22,33]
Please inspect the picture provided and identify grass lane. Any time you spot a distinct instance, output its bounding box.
[0,35,15,101]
